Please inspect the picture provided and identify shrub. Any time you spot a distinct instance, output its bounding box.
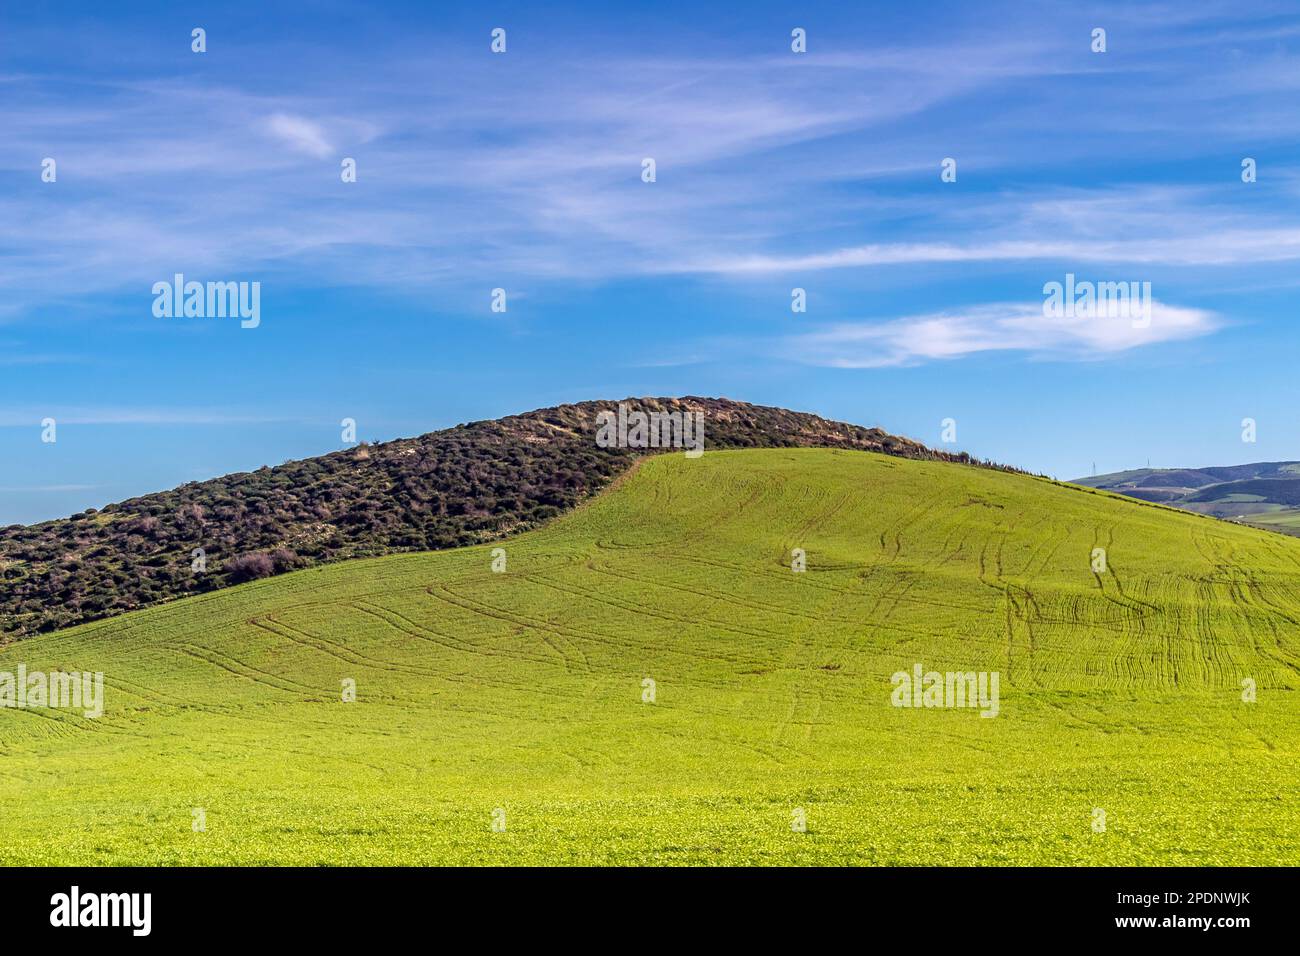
[269,548,301,573]
[227,552,275,582]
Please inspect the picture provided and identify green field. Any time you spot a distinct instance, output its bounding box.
[2,448,1298,865]
[1243,507,1300,532]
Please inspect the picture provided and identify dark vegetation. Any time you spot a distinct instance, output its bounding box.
[1184,477,1300,506]
[0,397,991,639]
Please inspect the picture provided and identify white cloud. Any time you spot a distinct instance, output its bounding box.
[783,300,1219,368]
[263,112,334,158]
[0,20,1297,318]
[692,231,1300,275]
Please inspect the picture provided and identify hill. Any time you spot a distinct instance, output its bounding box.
[1075,461,1300,534]
[1,447,1296,865]
[0,398,981,639]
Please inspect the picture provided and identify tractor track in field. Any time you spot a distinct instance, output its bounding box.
[8,448,1300,864]
[350,599,579,672]
[676,551,998,617]
[524,571,784,644]
[425,582,777,679]
[346,601,610,701]
[166,639,323,696]
[251,616,454,683]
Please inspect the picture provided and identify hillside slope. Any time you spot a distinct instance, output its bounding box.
[1,448,1296,865]
[1076,460,1300,536]
[0,398,981,638]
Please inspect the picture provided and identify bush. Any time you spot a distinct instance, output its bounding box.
[269,548,301,573]
[227,552,275,582]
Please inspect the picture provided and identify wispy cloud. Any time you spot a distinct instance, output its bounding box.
[689,231,1300,274]
[0,33,1095,306]
[780,301,1219,368]
[0,8,1294,326]
[263,112,334,159]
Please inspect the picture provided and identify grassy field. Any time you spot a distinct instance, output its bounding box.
[2,448,1298,865]
[1243,507,1300,533]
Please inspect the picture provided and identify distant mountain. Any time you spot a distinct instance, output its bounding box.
[1074,461,1300,535]
[0,397,993,639]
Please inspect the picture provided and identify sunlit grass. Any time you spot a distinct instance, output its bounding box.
[1,448,1296,864]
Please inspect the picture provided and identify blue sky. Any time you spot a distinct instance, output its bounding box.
[2,0,1299,524]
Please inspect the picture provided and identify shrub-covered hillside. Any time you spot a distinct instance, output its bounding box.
[0,397,979,638]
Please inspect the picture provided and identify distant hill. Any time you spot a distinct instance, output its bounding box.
[1074,460,1300,535]
[0,397,990,638]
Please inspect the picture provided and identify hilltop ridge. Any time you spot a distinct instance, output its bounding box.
[0,397,987,638]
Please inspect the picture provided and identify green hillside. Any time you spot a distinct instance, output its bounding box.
[0,397,971,638]
[2,448,1297,865]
